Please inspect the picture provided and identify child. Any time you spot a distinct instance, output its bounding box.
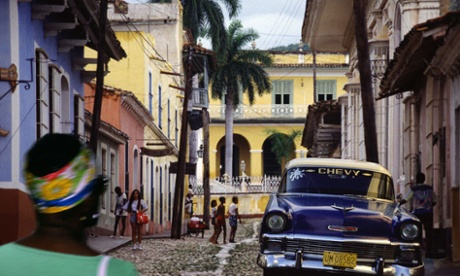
[209,199,218,243]
[214,196,227,244]
[228,196,242,243]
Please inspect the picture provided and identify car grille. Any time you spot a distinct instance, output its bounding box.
[285,239,398,260]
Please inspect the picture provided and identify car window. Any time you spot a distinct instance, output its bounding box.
[279,166,394,201]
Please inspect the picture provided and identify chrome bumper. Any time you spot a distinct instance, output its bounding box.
[257,252,425,275]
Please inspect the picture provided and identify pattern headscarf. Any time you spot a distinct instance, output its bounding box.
[24,134,96,214]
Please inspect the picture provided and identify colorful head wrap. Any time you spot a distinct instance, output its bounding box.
[25,134,97,214]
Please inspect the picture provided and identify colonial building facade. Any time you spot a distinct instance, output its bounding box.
[0,0,125,244]
[302,0,460,260]
[208,51,348,181]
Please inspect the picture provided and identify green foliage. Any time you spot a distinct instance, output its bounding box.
[264,129,302,165]
[210,20,273,107]
[182,0,241,53]
[269,43,310,52]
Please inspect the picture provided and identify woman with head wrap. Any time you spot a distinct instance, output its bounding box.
[0,134,138,275]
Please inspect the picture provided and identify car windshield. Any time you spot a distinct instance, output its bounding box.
[279,166,395,201]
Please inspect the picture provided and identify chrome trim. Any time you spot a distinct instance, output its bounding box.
[261,233,421,246]
[331,204,355,212]
[328,225,358,232]
[257,253,424,275]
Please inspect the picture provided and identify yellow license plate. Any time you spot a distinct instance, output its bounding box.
[323,251,357,268]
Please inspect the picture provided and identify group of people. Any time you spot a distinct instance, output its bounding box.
[208,196,242,244]
[110,186,148,251]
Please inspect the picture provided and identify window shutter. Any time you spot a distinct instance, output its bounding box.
[49,66,61,133]
[74,94,84,137]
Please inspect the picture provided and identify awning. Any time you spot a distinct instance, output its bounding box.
[378,12,460,99]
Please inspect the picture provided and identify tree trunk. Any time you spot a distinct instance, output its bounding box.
[202,109,210,227]
[225,90,234,180]
[353,0,379,163]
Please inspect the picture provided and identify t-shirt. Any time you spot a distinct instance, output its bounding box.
[404,183,437,214]
[211,207,217,218]
[123,199,147,213]
[228,202,237,216]
[0,242,138,275]
[115,193,127,216]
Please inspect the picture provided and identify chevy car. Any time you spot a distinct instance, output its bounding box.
[257,158,424,275]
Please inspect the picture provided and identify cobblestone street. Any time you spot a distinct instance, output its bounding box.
[108,219,263,276]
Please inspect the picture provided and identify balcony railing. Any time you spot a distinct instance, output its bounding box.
[191,175,281,194]
[208,104,309,119]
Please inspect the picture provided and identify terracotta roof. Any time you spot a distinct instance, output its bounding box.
[378,12,460,99]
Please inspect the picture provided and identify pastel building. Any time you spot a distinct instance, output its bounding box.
[0,0,125,244]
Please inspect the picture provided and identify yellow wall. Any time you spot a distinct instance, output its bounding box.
[208,52,348,179]
[193,194,270,216]
[86,31,181,135]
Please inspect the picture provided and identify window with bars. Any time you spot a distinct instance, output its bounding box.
[49,65,61,133]
[36,50,50,138]
[316,80,336,101]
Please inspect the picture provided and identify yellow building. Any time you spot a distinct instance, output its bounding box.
[84,2,184,233]
[208,51,348,180]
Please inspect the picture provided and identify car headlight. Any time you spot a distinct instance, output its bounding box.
[265,213,287,232]
[400,222,420,241]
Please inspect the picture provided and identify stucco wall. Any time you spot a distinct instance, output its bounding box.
[191,194,270,217]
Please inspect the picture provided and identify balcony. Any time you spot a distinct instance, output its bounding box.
[208,104,309,120]
[192,88,208,109]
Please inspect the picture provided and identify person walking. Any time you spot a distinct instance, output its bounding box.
[184,191,195,216]
[401,172,437,255]
[228,196,242,243]
[111,187,127,238]
[214,196,227,244]
[124,189,148,250]
[208,199,218,244]
[0,133,138,275]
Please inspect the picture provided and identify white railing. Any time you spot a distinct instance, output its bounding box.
[191,175,281,195]
[208,104,309,119]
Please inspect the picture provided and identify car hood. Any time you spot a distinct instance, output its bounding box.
[275,194,400,239]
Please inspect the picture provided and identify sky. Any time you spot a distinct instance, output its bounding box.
[126,0,306,50]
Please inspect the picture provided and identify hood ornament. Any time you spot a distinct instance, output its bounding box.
[331,204,355,213]
[328,225,358,232]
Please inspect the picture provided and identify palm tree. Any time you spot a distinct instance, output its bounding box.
[211,20,273,180]
[182,0,240,51]
[264,129,302,169]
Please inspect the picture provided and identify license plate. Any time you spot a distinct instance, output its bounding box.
[323,251,357,268]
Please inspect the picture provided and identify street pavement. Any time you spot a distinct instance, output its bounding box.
[87,219,460,275]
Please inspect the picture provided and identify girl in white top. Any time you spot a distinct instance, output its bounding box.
[209,200,218,243]
[123,189,148,250]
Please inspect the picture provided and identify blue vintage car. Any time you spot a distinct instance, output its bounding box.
[257,158,424,275]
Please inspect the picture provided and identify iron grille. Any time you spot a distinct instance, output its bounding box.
[285,239,398,260]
